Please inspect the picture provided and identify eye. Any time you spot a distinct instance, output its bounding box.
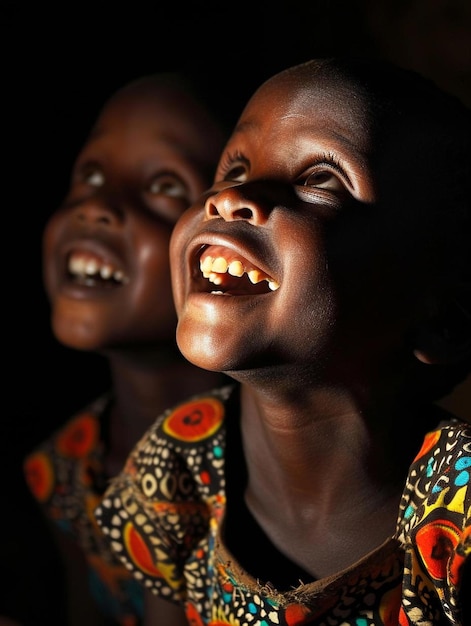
[223,163,247,183]
[217,150,249,183]
[303,168,345,192]
[148,173,189,200]
[82,166,105,187]
[295,157,353,208]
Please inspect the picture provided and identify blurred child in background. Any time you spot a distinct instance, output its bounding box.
[24,72,227,626]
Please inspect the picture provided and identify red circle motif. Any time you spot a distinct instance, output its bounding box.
[24,452,54,502]
[415,518,461,580]
[56,413,99,457]
[163,397,224,442]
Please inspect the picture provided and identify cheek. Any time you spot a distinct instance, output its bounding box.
[170,205,203,311]
[170,203,200,251]
[42,212,62,255]
[128,253,177,340]
[263,226,338,360]
[273,265,337,361]
[134,233,174,303]
[42,213,66,295]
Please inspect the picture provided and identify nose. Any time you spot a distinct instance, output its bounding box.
[74,199,122,227]
[204,184,272,226]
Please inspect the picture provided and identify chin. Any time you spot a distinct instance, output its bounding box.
[51,319,102,352]
[53,334,101,352]
[177,337,261,379]
[177,342,222,373]
[176,325,228,373]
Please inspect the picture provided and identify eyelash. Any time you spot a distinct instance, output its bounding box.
[217,150,248,179]
[218,150,349,184]
[307,152,349,181]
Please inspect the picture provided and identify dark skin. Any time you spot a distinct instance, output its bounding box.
[159,61,470,625]
[42,74,226,626]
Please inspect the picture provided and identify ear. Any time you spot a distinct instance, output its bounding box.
[412,298,471,365]
[413,335,469,365]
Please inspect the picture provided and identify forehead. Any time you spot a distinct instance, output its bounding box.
[222,71,380,194]
[96,86,212,143]
[232,70,374,158]
[227,63,457,190]
[81,83,224,173]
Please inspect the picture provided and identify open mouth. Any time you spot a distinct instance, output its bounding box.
[67,250,129,287]
[198,245,279,295]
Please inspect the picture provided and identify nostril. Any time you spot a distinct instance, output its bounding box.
[96,215,112,224]
[204,186,269,224]
[76,210,113,225]
[204,198,254,221]
[205,201,219,218]
[233,208,253,220]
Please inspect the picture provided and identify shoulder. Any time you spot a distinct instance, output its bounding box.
[397,418,471,624]
[26,393,111,458]
[139,383,235,449]
[411,418,471,472]
[98,384,237,509]
[120,384,237,497]
[94,385,237,603]
[23,393,111,503]
[398,417,471,539]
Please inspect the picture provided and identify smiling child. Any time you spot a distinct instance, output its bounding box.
[23,72,227,626]
[95,57,471,626]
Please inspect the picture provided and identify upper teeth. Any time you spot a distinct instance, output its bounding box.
[68,252,129,284]
[200,255,279,291]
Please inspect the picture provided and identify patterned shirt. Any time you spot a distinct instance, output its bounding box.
[94,384,471,625]
[24,394,144,626]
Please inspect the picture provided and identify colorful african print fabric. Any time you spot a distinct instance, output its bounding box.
[94,384,471,625]
[23,394,144,626]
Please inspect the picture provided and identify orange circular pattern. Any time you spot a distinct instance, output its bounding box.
[163,397,224,442]
[56,413,99,457]
[415,519,461,580]
[124,522,163,577]
[285,603,313,624]
[412,429,441,463]
[186,602,204,625]
[23,451,54,502]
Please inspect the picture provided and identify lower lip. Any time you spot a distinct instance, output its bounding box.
[59,278,122,299]
[187,290,271,307]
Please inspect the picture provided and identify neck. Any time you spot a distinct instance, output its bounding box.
[239,380,423,524]
[236,382,425,578]
[104,346,225,473]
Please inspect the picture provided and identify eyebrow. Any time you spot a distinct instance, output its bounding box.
[232,118,260,136]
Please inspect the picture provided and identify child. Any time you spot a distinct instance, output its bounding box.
[23,72,227,626]
[94,57,471,625]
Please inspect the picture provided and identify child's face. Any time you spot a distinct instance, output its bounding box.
[170,68,437,380]
[43,81,223,352]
